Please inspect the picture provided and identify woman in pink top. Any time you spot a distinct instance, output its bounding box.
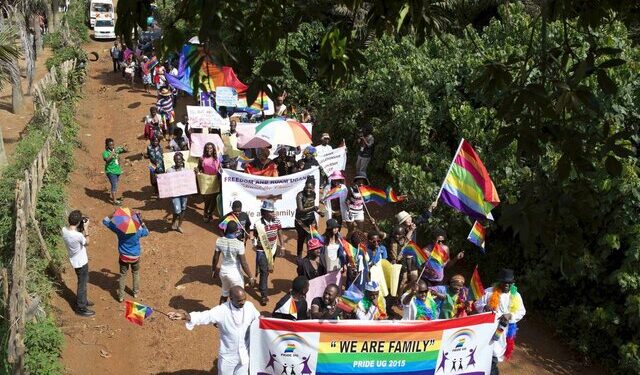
[197,142,221,222]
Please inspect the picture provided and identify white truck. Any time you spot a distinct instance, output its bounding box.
[88,0,114,28]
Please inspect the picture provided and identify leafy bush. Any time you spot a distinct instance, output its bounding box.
[24,318,64,375]
[262,4,640,373]
[45,46,87,71]
[43,31,64,50]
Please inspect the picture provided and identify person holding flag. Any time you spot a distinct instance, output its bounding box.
[218,200,251,242]
[421,228,464,283]
[401,279,438,320]
[321,219,346,273]
[475,269,526,375]
[295,179,322,259]
[430,274,473,319]
[272,276,309,320]
[168,286,261,375]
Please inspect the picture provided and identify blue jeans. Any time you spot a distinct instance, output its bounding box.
[171,196,188,214]
[106,173,120,193]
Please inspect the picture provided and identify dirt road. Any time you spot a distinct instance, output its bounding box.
[51,38,607,375]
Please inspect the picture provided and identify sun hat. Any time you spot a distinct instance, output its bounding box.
[328,170,345,181]
[326,218,340,229]
[321,133,330,140]
[395,211,412,225]
[307,238,323,250]
[260,200,275,212]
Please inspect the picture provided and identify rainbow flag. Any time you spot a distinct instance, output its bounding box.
[309,224,324,245]
[274,296,298,319]
[323,185,347,201]
[359,185,387,206]
[339,236,359,266]
[124,301,153,326]
[427,243,449,277]
[218,214,239,231]
[337,280,364,313]
[385,186,406,202]
[469,266,485,301]
[467,220,486,251]
[284,343,296,353]
[439,139,500,220]
[400,241,429,266]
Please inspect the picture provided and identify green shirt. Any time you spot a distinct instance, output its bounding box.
[103,148,123,175]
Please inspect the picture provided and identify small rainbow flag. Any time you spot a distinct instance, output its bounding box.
[323,185,348,201]
[337,281,364,313]
[124,301,153,326]
[339,236,359,266]
[284,343,296,353]
[218,214,240,231]
[469,266,485,301]
[274,296,298,319]
[385,186,406,202]
[427,242,449,276]
[359,185,387,206]
[467,221,486,251]
[309,224,324,245]
[400,241,429,266]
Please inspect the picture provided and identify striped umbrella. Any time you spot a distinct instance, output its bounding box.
[110,207,142,235]
[243,118,312,148]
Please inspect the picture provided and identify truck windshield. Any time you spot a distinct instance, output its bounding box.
[92,3,112,12]
[95,20,114,27]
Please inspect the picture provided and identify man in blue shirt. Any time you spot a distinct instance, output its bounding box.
[366,231,387,266]
[103,212,149,302]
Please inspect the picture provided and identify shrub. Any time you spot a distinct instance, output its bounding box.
[24,318,64,375]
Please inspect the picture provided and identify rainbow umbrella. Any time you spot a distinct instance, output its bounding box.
[110,207,142,235]
[243,118,312,148]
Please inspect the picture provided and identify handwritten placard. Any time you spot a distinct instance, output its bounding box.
[215,87,238,107]
[157,170,198,198]
[186,105,226,129]
[189,133,225,158]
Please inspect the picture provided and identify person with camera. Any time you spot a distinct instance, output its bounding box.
[61,210,95,317]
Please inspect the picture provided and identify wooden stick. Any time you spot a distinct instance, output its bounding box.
[436,138,465,201]
[356,185,382,233]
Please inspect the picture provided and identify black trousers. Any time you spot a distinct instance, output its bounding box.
[256,251,269,298]
[74,263,89,310]
[295,220,314,258]
[490,356,499,375]
[112,58,118,72]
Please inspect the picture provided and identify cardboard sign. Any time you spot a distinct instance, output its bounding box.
[189,133,225,158]
[157,170,198,198]
[215,86,239,107]
[186,105,226,129]
[316,146,347,176]
[197,172,221,195]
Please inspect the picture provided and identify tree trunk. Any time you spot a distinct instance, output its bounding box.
[17,14,35,95]
[0,126,7,167]
[33,15,42,58]
[9,59,24,114]
[49,0,58,33]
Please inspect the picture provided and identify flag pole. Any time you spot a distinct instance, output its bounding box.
[356,185,381,234]
[436,138,465,201]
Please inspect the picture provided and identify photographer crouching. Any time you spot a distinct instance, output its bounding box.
[61,210,95,317]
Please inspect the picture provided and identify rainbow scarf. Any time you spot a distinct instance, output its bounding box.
[385,186,406,202]
[413,292,438,320]
[218,214,239,231]
[358,296,387,320]
[467,221,486,251]
[124,301,153,326]
[488,284,522,360]
[440,288,467,319]
[439,139,500,220]
[309,224,324,245]
[400,241,429,266]
[358,185,387,206]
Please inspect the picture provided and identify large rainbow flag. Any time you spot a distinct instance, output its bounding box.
[438,139,500,220]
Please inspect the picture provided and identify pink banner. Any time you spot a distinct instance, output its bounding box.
[157,170,198,198]
[189,133,225,158]
[305,270,342,307]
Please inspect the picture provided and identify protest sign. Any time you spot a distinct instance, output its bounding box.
[186,106,225,129]
[250,313,497,375]
[236,122,312,149]
[189,133,225,158]
[163,151,198,171]
[196,173,220,195]
[305,270,343,308]
[316,146,347,176]
[157,170,198,198]
[220,167,320,228]
[215,87,238,107]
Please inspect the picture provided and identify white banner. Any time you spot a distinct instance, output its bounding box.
[157,170,198,198]
[250,313,497,375]
[220,167,320,228]
[316,146,347,176]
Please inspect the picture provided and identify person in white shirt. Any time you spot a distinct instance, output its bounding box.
[355,281,386,320]
[315,133,333,154]
[212,221,256,305]
[61,210,94,317]
[168,286,260,375]
[474,269,526,375]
